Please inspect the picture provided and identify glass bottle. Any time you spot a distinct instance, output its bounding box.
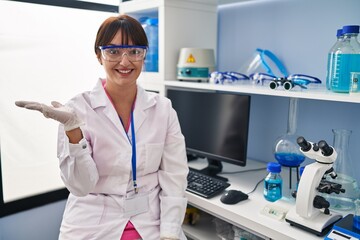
[325,129,360,211]
[264,162,282,202]
[326,29,343,90]
[331,25,360,93]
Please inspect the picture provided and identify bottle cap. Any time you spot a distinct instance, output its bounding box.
[342,25,360,34]
[267,162,281,173]
[336,29,343,37]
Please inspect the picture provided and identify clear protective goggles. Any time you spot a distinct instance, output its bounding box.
[249,73,322,90]
[98,45,147,62]
[210,71,249,84]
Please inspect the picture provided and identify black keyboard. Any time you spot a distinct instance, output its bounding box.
[186,168,230,198]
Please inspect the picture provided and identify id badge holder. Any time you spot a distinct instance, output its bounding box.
[123,193,149,218]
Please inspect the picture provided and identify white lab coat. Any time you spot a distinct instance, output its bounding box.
[57,79,189,240]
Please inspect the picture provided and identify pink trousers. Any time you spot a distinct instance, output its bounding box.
[120,221,142,240]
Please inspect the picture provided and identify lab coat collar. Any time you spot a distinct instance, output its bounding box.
[89,78,157,134]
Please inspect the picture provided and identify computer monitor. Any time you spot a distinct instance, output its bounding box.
[166,87,251,180]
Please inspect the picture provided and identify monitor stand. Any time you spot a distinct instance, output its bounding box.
[198,159,228,182]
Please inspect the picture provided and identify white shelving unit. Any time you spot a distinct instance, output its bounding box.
[119,1,359,239]
[119,0,218,95]
[164,80,360,104]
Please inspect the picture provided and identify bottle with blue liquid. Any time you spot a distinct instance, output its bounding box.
[142,17,159,72]
[331,25,360,93]
[326,29,343,90]
[264,162,282,202]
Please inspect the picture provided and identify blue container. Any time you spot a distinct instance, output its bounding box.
[331,25,360,93]
[264,162,282,202]
[143,18,159,72]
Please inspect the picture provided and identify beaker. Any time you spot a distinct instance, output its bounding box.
[354,199,360,230]
[273,98,305,199]
[325,129,360,211]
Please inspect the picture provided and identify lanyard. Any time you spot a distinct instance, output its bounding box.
[102,81,138,193]
[129,110,138,194]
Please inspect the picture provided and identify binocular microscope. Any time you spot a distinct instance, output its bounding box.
[285,136,344,236]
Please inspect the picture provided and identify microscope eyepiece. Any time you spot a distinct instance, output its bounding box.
[297,136,311,152]
[318,140,333,157]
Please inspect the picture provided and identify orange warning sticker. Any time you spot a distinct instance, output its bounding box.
[186,54,196,63]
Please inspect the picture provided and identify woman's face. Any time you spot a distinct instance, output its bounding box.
[101,30,144,89]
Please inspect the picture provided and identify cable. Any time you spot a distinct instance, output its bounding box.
[221,167,267,174]
[246,177,265,195]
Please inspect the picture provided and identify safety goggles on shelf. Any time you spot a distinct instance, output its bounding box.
[210,71,250,84]
[98,45,147,62]
[249,73,322,90]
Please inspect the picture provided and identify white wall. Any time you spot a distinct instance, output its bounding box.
[0,1,114,239]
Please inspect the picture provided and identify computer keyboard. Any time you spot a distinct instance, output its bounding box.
[186,168,231,198]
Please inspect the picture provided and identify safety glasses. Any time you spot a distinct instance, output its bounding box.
[98,45,147,62]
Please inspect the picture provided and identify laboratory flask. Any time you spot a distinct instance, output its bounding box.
[325,129,360,211]
[273,98,305,199]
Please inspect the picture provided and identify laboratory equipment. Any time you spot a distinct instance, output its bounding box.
[325,214,360,240]
[143,17,158,72]
[238,48,288,79]
[273,98,304,199]
[210,71,249,84]
[324,129,360,211]
[249,73,321,90]
[326,29,344,90]
[285,136,343,236]
[166,87,250,178]
[331,25,360,93]
[263,162,282,202]
[177,48,215,81]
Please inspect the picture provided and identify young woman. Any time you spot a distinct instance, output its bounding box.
[16,14,189,240]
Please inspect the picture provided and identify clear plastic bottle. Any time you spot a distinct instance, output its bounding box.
[331,25,360,93]
[264,162,282,202]
[326,29,343,90]
[143,18,159,72]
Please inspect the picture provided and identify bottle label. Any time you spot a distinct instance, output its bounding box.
[264,178,282,202]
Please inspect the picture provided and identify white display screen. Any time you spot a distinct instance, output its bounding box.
[0,1,114,204]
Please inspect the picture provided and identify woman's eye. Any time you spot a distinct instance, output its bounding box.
[128,49,139,55]
[108,49,119,55]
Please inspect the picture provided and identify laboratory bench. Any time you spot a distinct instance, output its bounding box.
[183,158,346,240]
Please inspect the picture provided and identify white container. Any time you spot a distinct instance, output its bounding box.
[177,48,215,81]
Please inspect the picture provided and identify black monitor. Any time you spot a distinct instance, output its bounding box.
[166,87,251,180]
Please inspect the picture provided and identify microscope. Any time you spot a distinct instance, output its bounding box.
[285,136,344,236]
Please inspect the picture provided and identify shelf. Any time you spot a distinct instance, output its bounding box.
[183,211,221,240]
[164,80,360,103]
[120,0,217,96]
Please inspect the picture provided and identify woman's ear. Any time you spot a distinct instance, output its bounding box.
[98,57,103,65]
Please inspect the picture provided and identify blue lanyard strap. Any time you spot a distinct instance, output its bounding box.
[130,110,138,194]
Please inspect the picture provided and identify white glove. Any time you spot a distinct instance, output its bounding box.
[15,100,84,131]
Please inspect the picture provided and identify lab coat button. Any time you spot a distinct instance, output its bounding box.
[82,144,87,149]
